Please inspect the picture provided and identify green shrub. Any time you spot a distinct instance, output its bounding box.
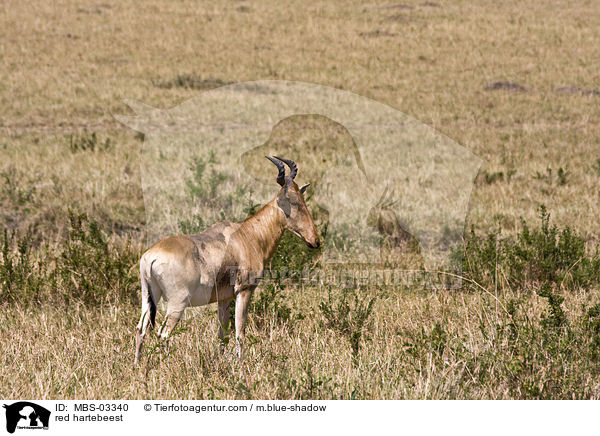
[185,153,227,202]
[268,231,320,279]
[178,214,205,234]
[401,322,448,366]
[402,290,600,399]
[0,212,140,308]
[538,283,567,329]
[508,206,593,286]
[0,229,45,305]
[319,287,377,366]
[494,291,600,399]
[250,282,303,329]
[459,206,600,291]
[283,362,337,399]
[57,211,140,306]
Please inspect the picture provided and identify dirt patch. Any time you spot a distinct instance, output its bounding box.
[485,81,527,92]
[381,3,414,9]
[153,76,233,90]
[77,7,102,14]
[555,86,600,96]
[421,1,440,7]
[359,30,398,38]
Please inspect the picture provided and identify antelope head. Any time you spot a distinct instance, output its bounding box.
[266,156,320,249]
[367,184,399,233]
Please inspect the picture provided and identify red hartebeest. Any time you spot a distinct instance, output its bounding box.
[135,156,319,363]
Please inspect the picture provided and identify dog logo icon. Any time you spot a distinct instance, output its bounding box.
[3,402,50,433]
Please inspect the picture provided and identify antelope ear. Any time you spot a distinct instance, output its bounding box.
[277,192,291,217]
[299,183,310,194]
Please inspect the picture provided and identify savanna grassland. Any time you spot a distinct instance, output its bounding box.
[1,0,600,399]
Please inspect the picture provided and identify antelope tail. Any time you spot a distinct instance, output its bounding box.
[141,258,158,329]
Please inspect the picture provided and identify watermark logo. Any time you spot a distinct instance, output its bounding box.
[3,402,50,433]
[117,80,481,288]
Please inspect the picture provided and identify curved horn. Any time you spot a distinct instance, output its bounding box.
[273,156,298,181]
[265,156,286,186]
[376,184,389,206]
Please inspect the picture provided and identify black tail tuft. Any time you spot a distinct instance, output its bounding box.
[148,284,157,329]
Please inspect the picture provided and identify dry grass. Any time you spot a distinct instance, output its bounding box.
[3,286,599,400]
[2,0,599,236]
[1,0,600,399]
